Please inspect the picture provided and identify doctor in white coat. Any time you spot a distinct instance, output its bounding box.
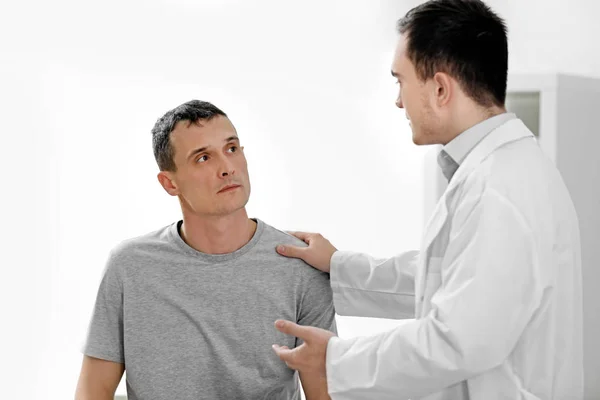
[271,1,584,399]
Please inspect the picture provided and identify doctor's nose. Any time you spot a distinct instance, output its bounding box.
[396,96,404,109]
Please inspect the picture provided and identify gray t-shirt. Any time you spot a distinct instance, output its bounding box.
[83,218,336,400]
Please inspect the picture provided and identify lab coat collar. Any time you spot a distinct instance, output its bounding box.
[420,119,535,257]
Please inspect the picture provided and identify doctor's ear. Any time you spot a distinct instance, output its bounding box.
[157,171,179,196]
[432,72,453,107]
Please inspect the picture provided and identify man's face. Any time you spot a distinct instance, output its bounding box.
[164,116,251,217]
[391,34,441,145]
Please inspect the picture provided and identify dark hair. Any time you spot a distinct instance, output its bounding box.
[397,0,508,107]
[151,100,227,171]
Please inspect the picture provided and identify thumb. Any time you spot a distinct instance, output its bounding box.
[275,320,313,343]
[276,244,306,260]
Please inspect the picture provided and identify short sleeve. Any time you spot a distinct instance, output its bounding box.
[296,267,337,347]
[82,250,125,364]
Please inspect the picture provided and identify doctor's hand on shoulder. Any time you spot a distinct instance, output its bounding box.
[276,232,337,273]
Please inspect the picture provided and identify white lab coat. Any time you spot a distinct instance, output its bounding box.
[326,119,584,400]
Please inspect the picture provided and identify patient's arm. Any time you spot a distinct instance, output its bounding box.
[75,355,124,400]
[300,370,331,400]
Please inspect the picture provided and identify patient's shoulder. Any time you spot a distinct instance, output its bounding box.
[259,219,330,281]
[261,221,308,249]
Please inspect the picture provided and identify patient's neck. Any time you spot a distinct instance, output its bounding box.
[179,208,257,254]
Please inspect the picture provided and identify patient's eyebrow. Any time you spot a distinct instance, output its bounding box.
[187,136,240,160]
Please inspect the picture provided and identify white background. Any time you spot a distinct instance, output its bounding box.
[1,0,599,398]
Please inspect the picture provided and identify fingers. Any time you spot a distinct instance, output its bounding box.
[272,344,298,369]
[277,231,322,258]
[276,244,306,259]
[286,231,313,242]
[273,320,305,370]
[274,320,313,343]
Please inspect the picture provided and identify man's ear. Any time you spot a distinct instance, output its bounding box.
[432,71,453,108]
[157,171,179,196]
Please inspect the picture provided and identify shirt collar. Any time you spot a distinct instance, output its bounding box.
[437,112,516,182]
[444,112,516,165]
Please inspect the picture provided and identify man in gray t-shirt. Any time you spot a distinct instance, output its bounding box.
[75,100,336,400]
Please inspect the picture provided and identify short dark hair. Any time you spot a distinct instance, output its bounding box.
[397,0,508,107]
[151,100,227,171]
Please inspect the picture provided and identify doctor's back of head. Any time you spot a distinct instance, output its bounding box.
[391,0,508,146]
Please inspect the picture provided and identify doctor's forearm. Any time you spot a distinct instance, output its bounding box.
[300,370,331,400]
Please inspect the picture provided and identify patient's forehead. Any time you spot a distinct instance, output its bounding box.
[170,116,238,156]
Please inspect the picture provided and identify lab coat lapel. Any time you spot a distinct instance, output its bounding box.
[415,189,449,314]
[421,118,534,254]
[445,119,534,192]
[419,191,449,268]
[415,119,535,314]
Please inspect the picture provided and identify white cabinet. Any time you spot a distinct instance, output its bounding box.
[423,73,600,399]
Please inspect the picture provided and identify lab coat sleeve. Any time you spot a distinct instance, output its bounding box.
[330,250,418,319]
[326,189,544,399]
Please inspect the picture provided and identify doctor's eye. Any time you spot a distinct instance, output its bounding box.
[227,146,238,153]
[196,155,209,163]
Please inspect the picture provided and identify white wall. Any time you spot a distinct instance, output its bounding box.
[1,0,598,398]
